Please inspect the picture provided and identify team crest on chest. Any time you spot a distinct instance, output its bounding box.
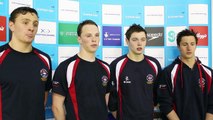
[101,75,108,87]
[198,78,205,88]
[146,74,154,84]
[40,68,48,81]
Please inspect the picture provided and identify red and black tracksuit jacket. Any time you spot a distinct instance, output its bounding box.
[157,57,213,120]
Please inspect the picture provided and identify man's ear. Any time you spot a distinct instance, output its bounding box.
[125,38,129,45]
[9,21,15,32]
[77,36,82,44]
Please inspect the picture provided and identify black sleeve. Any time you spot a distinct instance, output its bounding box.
[104,62,112,94]
[153,60,162,106]
[45,55,52,91]
[52,62,67,97]
[157,68,174,115]
[108,61,118,112]
[207,70,213,114]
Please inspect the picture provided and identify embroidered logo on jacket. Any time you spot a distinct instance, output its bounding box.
[102,75,108,87]
[159,84,167,89]
[198,78,205,88]
[111,81,115,86]
[146,74,154,84]
[40,68,48,81]
[123,76,131,84]
[52,81,60,87]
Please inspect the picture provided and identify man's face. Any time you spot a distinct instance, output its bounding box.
[9,12,39,44]
[126,31,147,56]
[178,36,197,60]
[78,24,100,53]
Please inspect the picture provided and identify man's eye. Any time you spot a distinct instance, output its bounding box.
[34,23,38,27]
[23,21,28,25]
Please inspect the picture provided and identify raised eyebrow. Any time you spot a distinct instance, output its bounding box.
[21,19,29,23]
[21,18,38,23]
[21,18,31,21]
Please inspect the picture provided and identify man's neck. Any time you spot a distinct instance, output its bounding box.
[180,57,196,69]
[127,53,144,62]
[77,51,96,62]
[9,40,32,53]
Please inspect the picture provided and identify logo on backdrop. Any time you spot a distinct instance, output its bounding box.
[166,5,186,25]
[58,23,78,44]
[35,21,56,44]
[168,31,175,42]
[34,0,57,20]
[104,32,109,37]
[189,26,208,46]
[58,0,79,22]
[166,26,186,46]
[145,27,164,46]
[0,26,4,31]
[40,29,50,33]
[0,16,6,41]
[102,26,121,46]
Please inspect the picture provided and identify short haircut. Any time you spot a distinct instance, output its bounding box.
[125,24,147,40]
[9,7,38,23]
[77,20,98,36]
[176,29,198,46]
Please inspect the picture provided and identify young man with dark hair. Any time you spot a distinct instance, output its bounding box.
[108,24,162,120]
[52,20,111,120]
[157,29,213,120]
[0,7,52,120]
